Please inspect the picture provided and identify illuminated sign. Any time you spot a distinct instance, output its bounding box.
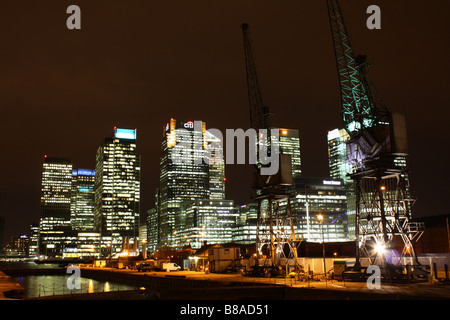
[183,121,194,129]
[323,180,342,186]
[78,188,91,193]
[73,169,95,177]
[114,128,137,140]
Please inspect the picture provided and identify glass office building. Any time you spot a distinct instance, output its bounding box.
[233,203,258,245]
[327,128,355,239]
[288,177,348,242]
[233,178,348,244]
[71,169,95,232]
[28,223,39,258]
[94,128,141,256]
[274,128,302,178]
[150,118,229,250]
[38,156,74,257]
[178,199,237,249]
[327,128,352,184]
[157,119,209,247]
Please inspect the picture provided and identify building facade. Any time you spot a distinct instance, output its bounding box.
[275,128,302,178]
[149,118,228,250]
[71,169,95,232]
[288,177,349,242]
[327,128,356,238]
[179,199,236,249]
[94,128,141,256]
[38,156,74,257]
[233,203,258,245]
[233,178,349,244]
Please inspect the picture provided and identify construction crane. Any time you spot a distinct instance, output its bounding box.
[241,23,300,276]
[241,23,271,132]
[326,0,426,280]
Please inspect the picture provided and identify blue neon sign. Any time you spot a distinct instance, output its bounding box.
[73,169,95,177]
[114,128,137,140]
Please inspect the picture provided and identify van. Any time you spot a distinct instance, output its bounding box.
[163,263,181,272]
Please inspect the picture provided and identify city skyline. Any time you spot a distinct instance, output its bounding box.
[0,1,449,244]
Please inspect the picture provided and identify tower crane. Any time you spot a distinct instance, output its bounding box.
[241,23,299,276]
[326,0,426,279]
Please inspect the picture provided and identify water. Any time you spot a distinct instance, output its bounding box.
[0,261,139,299]
[14,274,140,299]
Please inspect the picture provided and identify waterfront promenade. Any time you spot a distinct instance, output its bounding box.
[73,266,450,300]
[2,264,450,300]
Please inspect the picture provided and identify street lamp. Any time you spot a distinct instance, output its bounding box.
[106,243,112,267]
[317,214,326,283]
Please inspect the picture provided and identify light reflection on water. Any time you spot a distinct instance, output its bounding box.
[14,275,139,299]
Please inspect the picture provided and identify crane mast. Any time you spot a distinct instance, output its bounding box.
[326,0,426,279]
[241,23,299,275]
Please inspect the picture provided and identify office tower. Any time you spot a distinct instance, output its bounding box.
[70,232,101,259]
[71,169,95,232]
[180,199,236,249]
[233,203,259,245]
[327,128,352,184]
[289,177,348,242]
[155,118,226,248]
[275,128,302,178]
[232,179,348,244]
[327,128,355,239]
[38,156,74,257]
[158,119,209,247]
[146,189,160,253]
[28,223,39,258]
[205,130,225,200]
[94,128,141,256]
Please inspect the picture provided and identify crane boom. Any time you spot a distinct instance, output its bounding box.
[241,23,270,131]
[326,0,385,133]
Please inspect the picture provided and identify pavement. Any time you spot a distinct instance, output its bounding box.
[80,267,450,299]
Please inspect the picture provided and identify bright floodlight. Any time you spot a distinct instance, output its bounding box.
[374,243,386,255]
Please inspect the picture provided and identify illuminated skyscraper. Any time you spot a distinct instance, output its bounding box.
[205,130,225,199]
[38,156,74,257]
[28,223,39,258]
[327,128,354,239]
[327,128,352,184]
[71,169,95,232]
[94,128,141,256]
[275,128,302,178]
[181,199,236,249]
[157,119,209,247]
[152,118,227,249]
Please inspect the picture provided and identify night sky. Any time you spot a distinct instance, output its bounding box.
[0,1,449,243]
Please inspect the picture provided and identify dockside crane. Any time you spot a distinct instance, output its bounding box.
[241,23,299,275]
[241,22,271,133]
[326,0,426,279]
